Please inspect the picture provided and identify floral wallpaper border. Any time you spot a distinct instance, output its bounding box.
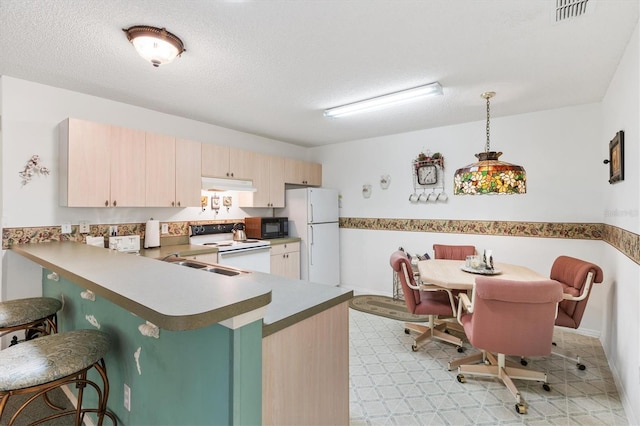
[1,220,240,250]
[339,217,639,265]
[2,218,638,265]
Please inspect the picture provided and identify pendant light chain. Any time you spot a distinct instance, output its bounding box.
[485,94,491,153]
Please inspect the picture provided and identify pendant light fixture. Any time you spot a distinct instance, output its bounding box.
[453,92,526,195]
[123,26,186,67]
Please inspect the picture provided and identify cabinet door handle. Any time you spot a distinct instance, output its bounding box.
[171,201,175,207]
[177,201,181,207]
[105,200,109,207]
[230,172,234,177]
[113,200,117,207]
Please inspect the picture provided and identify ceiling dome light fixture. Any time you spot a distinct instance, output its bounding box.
[123,25,186,67]
[453,92,526,195]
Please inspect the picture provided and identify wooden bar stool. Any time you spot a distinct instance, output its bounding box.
[0,297,62,346]
[0,329,117,425]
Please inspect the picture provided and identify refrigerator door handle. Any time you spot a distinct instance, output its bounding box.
[309,225,314,265]
[309,203,314,223]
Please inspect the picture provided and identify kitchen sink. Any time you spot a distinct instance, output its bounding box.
[173,261,208,269]
[203,267,240,277]
[162,257,247,276]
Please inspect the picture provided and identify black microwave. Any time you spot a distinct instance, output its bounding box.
[244,217,288,239]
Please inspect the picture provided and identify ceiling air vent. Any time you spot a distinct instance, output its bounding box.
[556,0,590,22]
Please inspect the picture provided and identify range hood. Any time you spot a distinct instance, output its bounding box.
[201,177,257,192]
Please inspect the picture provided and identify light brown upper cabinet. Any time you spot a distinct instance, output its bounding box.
[145,132,176,207]
[284,158,322,186]
[59,118,145,207]
[175,138,202,207]
[146,134,201,208]
[239,153,285,208]
[201,143,255,180]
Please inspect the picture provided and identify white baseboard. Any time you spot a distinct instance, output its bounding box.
[605,355,638,426]
[553,325,600,339]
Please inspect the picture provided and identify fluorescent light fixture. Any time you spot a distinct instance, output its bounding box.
[323,81,443,118]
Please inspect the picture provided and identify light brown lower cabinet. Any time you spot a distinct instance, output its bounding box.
[262,301,349,425]
[270,242,300,279]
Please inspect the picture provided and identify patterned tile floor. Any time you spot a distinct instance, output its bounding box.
[349,309,628,426]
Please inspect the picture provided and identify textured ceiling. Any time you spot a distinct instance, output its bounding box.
[0,0,638,147]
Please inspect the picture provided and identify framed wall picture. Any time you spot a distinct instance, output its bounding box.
[607,130,624,184]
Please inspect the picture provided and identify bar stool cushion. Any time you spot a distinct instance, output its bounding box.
[0,329,110,391]
[0,297,62,328]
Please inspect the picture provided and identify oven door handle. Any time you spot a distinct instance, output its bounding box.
[218,246,271,258]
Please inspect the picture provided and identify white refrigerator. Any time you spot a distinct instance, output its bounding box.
[278,188,340,286]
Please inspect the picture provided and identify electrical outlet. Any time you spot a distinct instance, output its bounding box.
[161,223,169,234]
[61,223,72,234]
[109,225,118,236]
[79,221,90,234]
[124,383,131,411]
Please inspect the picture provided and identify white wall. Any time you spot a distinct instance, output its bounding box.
[0,76,309,228]
[316,103,606,296]
[600,18,640,426]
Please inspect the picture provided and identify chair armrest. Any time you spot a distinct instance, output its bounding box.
[561,271,594,302]
[456,292,473,325]
[459,293,472,312]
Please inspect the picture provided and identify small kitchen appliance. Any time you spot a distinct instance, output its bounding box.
[244,217,288,239]
[109,235,141,253]
[189,223,271,273]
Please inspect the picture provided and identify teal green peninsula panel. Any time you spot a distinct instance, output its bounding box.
[42,269,262,426]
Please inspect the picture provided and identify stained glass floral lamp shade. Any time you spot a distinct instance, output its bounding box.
[453,92,526,195]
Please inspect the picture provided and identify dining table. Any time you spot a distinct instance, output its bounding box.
[417,259,548,292]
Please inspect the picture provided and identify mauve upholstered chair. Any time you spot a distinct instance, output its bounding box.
[449,276,563,415]
[390,250,464,352]
[549,255,604,370]
[432,244,476,261]
[432,244,477,314]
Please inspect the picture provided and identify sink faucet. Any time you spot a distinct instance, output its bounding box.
[161,252,180,261]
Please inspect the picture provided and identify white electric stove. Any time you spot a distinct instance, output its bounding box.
[189,224,271,273]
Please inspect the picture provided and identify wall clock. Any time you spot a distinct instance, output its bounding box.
[417,164,438,185]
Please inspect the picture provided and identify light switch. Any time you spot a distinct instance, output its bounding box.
[61,223,72,234]
[161,223,169,234]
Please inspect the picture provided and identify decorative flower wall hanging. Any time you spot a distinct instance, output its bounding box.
[19,155,50,186]
[413,151,444,169]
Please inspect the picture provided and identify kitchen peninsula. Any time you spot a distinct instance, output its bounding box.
[11,241,352,425]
